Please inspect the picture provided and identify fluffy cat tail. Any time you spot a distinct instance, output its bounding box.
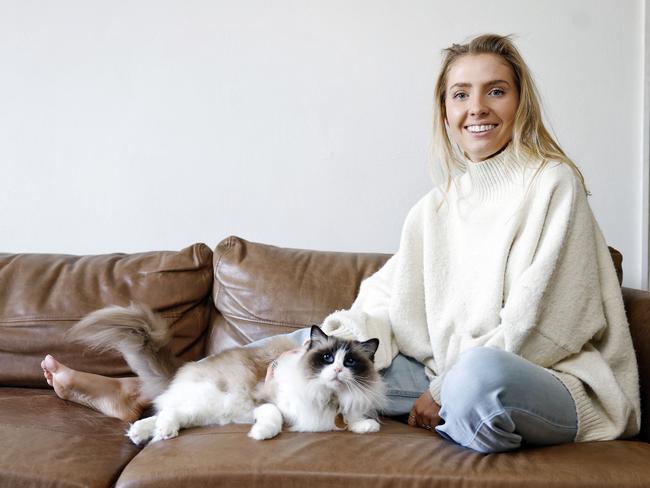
[67,304,181,400]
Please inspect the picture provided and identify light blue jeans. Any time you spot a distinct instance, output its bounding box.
[252,329,578,453]
[383,346,578,453]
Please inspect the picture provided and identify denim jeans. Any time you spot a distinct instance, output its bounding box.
[383,346,578,453]
[249,329,578,453]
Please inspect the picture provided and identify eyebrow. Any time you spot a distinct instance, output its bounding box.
[449,80,512,90]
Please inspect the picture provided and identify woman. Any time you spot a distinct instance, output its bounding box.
[42,34,640,453]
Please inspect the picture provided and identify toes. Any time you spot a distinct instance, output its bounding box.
[155,421,179,441]
[157,428,178,441]
[42,355,59,373]
[152,412,181,441]
[41,361,54,386]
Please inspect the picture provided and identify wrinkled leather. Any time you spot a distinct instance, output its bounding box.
[0,388,139,487]
[0,244,213,386]
[211,235,391,352]
[115,420,650,488]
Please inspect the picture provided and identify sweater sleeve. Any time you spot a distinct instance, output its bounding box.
[320,255,400,370]
[484,167,606,367]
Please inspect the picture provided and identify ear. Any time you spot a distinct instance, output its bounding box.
[357,338,379,360]
[308,325,329,349]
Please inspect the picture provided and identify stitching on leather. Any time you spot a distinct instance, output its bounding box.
[213,236,237,309]
[220,311,304,329]
[195,243,213,292]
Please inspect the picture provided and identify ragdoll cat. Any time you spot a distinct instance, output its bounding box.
[68,304,386,444]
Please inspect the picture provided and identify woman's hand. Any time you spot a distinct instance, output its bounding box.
[408,391,441,432]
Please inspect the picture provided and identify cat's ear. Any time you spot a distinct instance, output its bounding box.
[308,325,329,349]
[357,338,380,360]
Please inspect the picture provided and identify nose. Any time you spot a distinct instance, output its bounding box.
[334,367,342,374]
[469,95,488,117]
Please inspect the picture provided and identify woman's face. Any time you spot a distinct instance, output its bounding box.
[444,53,519,162]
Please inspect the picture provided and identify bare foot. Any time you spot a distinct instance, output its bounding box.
[41,354,148,423]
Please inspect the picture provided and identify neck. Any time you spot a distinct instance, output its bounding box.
[467,143,510,163]
[462,144,529,201]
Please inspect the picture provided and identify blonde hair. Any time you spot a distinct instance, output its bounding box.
[432,33,588,198]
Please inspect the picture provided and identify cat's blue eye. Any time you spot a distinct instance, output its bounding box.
[322,353,334,364]
[344,357,356,367]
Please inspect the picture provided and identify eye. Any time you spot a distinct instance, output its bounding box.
[344,357,356,367]
[452,91,467,100]
[322,353,334,364]
[489,88,505,96]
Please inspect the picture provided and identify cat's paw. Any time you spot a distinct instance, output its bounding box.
[128,418,156,445]
[248,421,280,440]
[248,403,282,440]
[153,417,179,442]
[348,418,380,434]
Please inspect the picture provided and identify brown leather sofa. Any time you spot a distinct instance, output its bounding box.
[1,235,649,488]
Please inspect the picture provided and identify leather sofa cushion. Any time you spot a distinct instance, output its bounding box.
[0,244,213,386]
[115,420,650,488]
[0,388,139,487]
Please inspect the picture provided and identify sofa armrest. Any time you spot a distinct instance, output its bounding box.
[622,286,650,441]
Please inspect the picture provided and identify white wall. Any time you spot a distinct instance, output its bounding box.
[0,0,645,288]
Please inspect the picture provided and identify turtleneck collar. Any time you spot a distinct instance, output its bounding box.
[461,144,527,201]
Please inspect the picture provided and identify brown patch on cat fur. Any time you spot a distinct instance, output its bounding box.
[216,379,229,393]
[177,335,298,401]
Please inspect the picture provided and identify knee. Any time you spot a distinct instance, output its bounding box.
[437,348,523,453]
[441,347,517,405]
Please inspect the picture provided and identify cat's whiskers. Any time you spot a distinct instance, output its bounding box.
[342,377,384,409]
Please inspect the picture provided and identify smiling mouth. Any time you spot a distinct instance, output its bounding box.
[465,124,497,134]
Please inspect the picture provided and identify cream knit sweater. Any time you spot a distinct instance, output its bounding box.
[321,146,640,442]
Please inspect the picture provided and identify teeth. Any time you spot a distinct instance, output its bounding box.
[466,124,496,133]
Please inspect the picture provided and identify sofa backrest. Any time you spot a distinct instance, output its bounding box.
[0,243,213,387]
[208,235,391,354]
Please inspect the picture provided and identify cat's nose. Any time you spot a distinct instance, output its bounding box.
[334,367,342,374]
